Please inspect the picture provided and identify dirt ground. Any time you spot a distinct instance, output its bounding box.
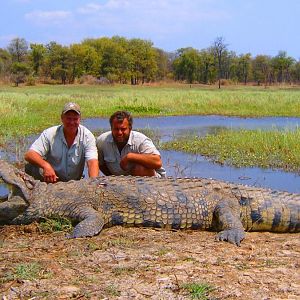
[0,224,299,300]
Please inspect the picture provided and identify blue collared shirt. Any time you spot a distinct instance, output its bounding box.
[96,130,166,177]
[29,125,98,181]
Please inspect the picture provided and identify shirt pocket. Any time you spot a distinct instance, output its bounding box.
[50,147,64,164]
[72,145,83,165]
[104,154,122,174]
[104,154,117,163]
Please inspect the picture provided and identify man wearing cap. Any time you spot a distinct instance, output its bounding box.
[24,102,99,183]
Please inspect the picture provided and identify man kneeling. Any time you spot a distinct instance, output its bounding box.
[96,111,166,177]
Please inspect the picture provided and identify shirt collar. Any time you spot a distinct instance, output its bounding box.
[127,130,133,145]
[60,125,80,145]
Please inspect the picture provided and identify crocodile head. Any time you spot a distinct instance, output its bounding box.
[0,160,36,202]
[0,160,36,224]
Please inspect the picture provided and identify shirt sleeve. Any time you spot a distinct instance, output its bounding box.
[29,130,50,158]
[84,130,98,161]
[139,137,161,156]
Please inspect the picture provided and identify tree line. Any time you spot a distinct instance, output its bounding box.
[0,36,299,87]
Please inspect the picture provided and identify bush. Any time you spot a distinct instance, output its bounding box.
[78,75,111,85]
[25,75,36,86]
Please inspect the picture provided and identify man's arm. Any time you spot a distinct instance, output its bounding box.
[24,149,58,183]
[86,159,99,178]
[120,153,162,171]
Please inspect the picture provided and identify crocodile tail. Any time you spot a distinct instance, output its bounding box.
[240,191,300,233]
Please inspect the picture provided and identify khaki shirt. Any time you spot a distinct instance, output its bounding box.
[29,125,98,181]
[96,130,166,177]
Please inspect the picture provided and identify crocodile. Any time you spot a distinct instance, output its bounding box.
[0,159,299,246]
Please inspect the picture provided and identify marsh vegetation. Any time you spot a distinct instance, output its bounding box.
[162,128,300,173]
[1,84,300,174]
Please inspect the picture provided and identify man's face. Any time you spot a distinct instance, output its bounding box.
[111,118,131,144]
[61,111,80,133]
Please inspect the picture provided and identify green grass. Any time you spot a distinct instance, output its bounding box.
[15,262,42,280]
[0,262,53,282]
[39,217,73,233]
[181,282,215,299]
[104,284,121,297]
[162,128,300,172]
[112,266,136,276]
[1,84,300,142]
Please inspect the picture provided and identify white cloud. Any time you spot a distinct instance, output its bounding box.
[77,3,103,14]
[75,0,229,42]
[25,10,72,25]
[77,1,228,24]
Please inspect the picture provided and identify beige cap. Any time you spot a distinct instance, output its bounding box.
[62,102,81,115]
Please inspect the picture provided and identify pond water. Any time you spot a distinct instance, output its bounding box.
[1,115,300,196]
[83,115,300,141]
[84,115,300,193]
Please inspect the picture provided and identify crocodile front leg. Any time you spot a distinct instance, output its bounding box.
[12,202,105,238]
[213,199,245,246]
[67,208,105,238]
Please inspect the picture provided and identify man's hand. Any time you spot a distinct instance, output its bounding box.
[42,163,59,183]
[25,149,59,183]
[120,154,129,171]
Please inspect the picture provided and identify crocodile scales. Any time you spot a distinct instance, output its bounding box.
[0,160,299,246]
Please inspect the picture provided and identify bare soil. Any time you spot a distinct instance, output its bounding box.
[0,224,299,300]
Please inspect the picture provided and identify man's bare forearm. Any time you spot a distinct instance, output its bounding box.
[87,159,99,177]
[24,150,50,169]
[126,153,162,169]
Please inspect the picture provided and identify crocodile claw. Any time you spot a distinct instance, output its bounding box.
[216,228,245,246]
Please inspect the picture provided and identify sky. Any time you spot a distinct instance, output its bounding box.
[0,0,299,59]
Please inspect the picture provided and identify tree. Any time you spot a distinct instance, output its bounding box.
[83,37,129,83]
[222,50,236,81]
[0,48,12,79]
[291,60,300,84]
[154,48,170,81]
[211,37,228,88]
[272,51,295,84]
[237,53,252,84]
[41,42,71,84]
[10,62,30,86]
[29,43,46,76]
[252,55,272,86]
[100,38,127,82]
[173,48,201,83]
[198,49,215,84]
[69,43,100,79]
[127,38,158,85]
[7,38,28,62]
